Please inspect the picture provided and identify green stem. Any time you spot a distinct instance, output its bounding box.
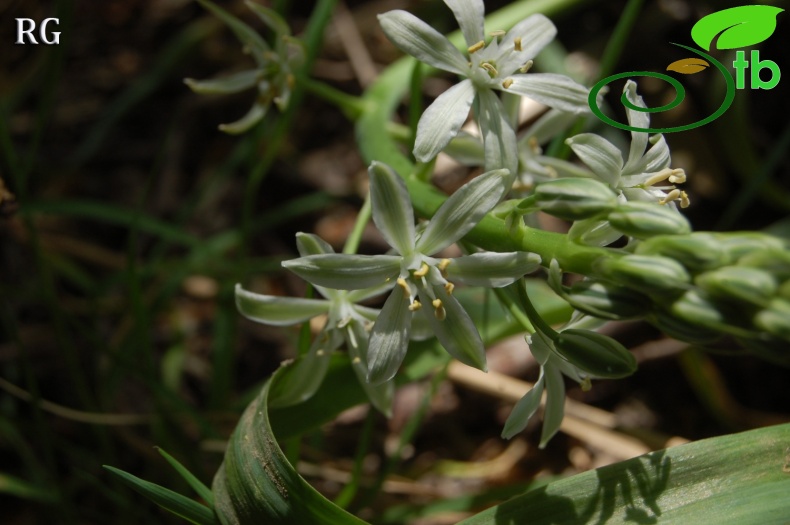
[596,0,644,80]
[302,77,369,119]
[342,194,371,255]
[355,0,617,277]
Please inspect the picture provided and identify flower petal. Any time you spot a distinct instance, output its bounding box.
[377,10,468,74]
[477,88,519,177]
[369,162,416,255]
[565,133,624,186]
[504,73,590,114]
[418,284,486,371]
[235,284,329,326]
[417,168,509,254]
[196,0,269,61]
[642,135,671,173]
[218,103,268,134]
[268,333,335,407]
[295,232,335,256]
[539,364,565,448]
[446,251,542,287]
[444,130,485,166]
[443,0,485,47]
[501,14,556,61]
[501,371,545,439]
[368,285,413,384]
[414,79,476,163]
[622,80,650,173]
[282,254,400,290]
[184,70,260,94]
[345,321,394,416]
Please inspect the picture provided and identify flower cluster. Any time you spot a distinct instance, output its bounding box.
[185,0,304,133]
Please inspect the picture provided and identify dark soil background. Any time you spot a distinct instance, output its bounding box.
[1,0,788,523]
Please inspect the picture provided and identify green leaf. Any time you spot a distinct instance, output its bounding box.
[156,448,214,507]
[458,423,790,524]
[691,6,784,51]
[103,466,218,525]
[211,366,369,524]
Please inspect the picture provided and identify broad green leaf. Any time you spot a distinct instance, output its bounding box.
[103,466,218,525]
[459,423,790,524]
[211,366,369,525]
[691,6,784,51]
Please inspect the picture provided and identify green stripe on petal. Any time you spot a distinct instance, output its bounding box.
[235,284,329,326]
[377,10,468,75]
[296,232,336,256]
[369,162,416,255]
[443,0,485,47]
[501,14,556,61]
[504,73,590,114]
[565,133,624,186]
[477,88,519,177]
[418,284,486,372]
[539,364,565,448]
[414,79,476,163]
[447,251,541,288]
[282,254,400,290]
[417,168,509,255]
[184,70,260,95]
[623,80,650,172]
[501,371,545,439]
[368,286,413,384]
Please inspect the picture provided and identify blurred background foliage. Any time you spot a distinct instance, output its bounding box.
[0,0,788,523]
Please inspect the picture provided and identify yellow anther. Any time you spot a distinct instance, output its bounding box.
[490,30,506,37]
[444,282,455,295]
[432,299,446,320]
[352,356,362,364]
[502,78,514,89]
[316,349,325,357]
[659,188,681,205]
[580,377,592,392]
[668,168,687,184]
[481,62,498,77]
[408,300,422,312]
[680,190,690,208]
[413,263,430,278]
[528,136,540,154]
[467,40,485,54]
[438,259,451,272]
[519,60,533,73]
[396,277,411,296]
[545,165,559,179]
[514,37,522,52]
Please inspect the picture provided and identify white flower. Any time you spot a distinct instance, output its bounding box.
[565,81,690,245]
[283,162,541,384]
[236,233,394,414]
[185,0,304,134]
[378,0,590,176]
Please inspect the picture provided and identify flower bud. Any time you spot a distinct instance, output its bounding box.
[595,255,690,295]
[565,280,651,320]
[695,266,777,307]
[712,232,788,263]
[636,233,726,273]
[607,201,691,239]
[753,299,790,340]
[553,329,637,378]
[736,249,790,281]
[521,178,618,221]
[669,289,743,335]
[650,309,722,345]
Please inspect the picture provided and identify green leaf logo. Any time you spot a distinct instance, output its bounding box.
[691,5,784,51]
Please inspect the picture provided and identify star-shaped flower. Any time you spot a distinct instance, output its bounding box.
[236,232,394,414]
[283,162,541,384]
[378,0,590,176]
[185,0,304,134]
[565,81,690,245]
